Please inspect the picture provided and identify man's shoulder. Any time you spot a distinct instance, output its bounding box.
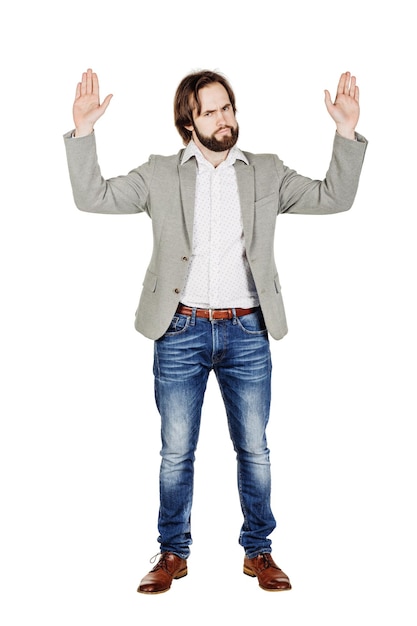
[241,150,279,164]
[137,150,185,179]
[148,150,185,164]
[240,151,283,174]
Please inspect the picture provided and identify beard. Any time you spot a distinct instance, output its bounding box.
[193,123,239,152]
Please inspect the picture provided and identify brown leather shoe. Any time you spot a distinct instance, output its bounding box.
[137,552,188,594]
[243,553,291,591]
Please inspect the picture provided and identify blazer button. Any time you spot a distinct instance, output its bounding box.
[174,288,180,294]
[182,256,189,262]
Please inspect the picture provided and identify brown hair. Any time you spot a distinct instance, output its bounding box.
[174,70,237,144]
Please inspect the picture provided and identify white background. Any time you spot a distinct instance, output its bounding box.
[1,0,416,623]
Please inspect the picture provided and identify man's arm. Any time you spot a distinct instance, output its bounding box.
[277,71,367,215]
[64,69,151,214]
[278,132,367,215]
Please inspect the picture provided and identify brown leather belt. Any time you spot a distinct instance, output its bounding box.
[176,304,258,320]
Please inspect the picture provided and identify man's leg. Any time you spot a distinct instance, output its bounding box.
[214,309,291,591]
[214,309,276,557]
[153,312,211,559]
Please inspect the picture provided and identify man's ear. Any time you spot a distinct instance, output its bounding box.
[185,124,194,132]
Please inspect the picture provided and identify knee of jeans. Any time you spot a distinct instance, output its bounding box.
[235,443,270,462]
[161,447,196,467]
[161,418,199,460]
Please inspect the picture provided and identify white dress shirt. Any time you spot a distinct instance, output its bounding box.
[180,140,259,309]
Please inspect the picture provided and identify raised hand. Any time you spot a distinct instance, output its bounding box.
[324,72,360,140]
[73,69,113,137]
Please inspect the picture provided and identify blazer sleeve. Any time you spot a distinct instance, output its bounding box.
[63,130,154,214]
[278,132,367,215]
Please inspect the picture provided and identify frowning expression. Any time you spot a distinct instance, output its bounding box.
[186,82,239,153]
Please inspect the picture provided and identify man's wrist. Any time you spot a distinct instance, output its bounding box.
[336,125,356,140]
[73,126,94,138]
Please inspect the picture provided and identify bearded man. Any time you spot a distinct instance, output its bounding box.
[64,68,367,593]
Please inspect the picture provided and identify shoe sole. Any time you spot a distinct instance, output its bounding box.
[137,568,188,594]
[243,567,292,592]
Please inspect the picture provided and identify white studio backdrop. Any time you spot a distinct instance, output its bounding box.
[1,1,416,624]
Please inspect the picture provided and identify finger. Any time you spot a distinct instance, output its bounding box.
[92,71,100,96]
[343,71,352,95]
[80,71,87,96]
[349,75,357,98]
[355,85,360,103]
[86,68,93,94]
[324,89,334,110]
[336,72,347,96]
[75,82,81,100]
[100,93,113,113]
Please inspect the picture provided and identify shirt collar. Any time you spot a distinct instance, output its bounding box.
[181,139,249,167]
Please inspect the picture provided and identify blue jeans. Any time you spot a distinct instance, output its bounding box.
[153,307,276,559]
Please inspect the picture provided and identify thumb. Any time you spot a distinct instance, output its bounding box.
[324,89,333,113]
[100,93,113,114]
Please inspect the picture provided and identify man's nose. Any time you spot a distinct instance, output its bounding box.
[216,110,227,125]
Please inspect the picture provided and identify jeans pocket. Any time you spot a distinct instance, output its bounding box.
[163,313,191,337]
[236,309,268,335]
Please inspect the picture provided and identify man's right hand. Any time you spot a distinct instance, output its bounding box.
[73,69,113,137]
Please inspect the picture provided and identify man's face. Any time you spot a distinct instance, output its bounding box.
[187,82,239,153]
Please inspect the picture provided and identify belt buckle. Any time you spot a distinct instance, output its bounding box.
[208,308,213,321]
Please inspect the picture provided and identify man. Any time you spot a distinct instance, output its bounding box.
[64,68,367,594]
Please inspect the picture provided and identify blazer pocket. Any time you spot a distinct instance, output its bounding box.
[142,269,158,293]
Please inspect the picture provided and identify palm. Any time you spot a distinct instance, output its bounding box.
[328,92,359,127]
[73,92,101,126]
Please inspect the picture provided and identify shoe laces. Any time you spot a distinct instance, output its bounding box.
[260,553,279,570]
[149,552,170,572]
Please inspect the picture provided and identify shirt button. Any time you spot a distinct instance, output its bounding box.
[174,288,180,294]
[182,256,189,262]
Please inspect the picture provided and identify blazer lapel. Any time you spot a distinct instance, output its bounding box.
[234,159,255,250]
[178,158,197,247]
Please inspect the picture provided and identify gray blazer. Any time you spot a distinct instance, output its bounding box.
[64,131,367,340]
